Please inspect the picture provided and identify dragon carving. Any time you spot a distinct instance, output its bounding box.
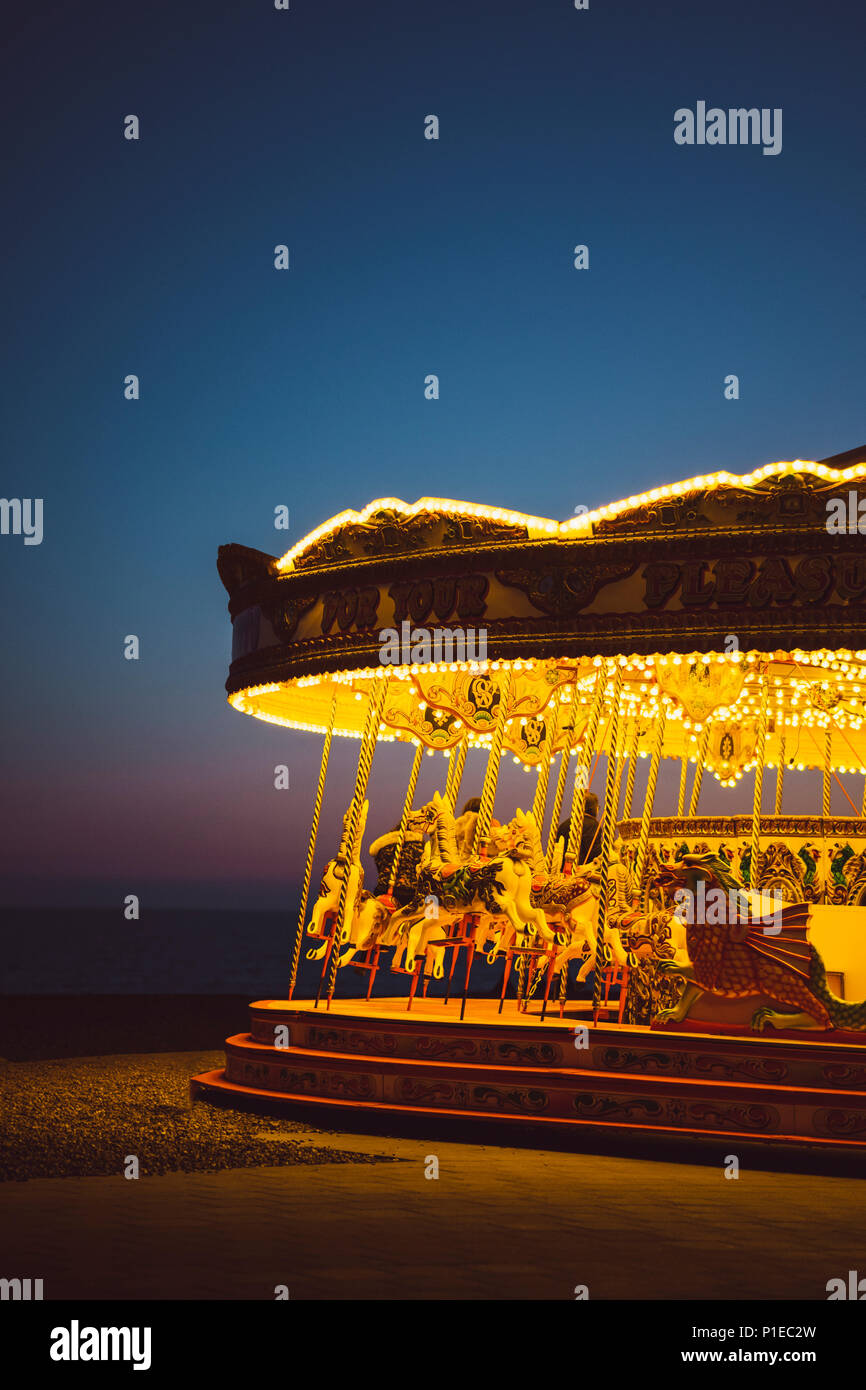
[652,852,866,1032]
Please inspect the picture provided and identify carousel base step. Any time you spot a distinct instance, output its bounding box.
[191,998,866,1153]
[190,1064,866,1154]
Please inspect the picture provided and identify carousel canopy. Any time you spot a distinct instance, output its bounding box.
[218,458,866,785]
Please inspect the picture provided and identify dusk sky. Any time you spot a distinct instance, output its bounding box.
[2,0,865,910]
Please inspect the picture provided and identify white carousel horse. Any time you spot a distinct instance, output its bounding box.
[384,793,558,978]
[305,801,379,962]
[520,823,682,991]
[336,806,434,967]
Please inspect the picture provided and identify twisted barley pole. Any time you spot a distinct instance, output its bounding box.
[387,742,425,897]
[612,730,628,820]
[688,725,710,817]
[775,733,786,814]
[531,700,560,830]
[676,754,689,816]
[566,669,607,861]
[324,679,387,1005]
[562,673,618,1006]
[546,677,584,866]
[633,705,667,895]
[520,706,563,1005]
[473,668,514,851]
[624,719,641,818]
[750,671,770,893]
[546,749,571,867]
[822,726,832,904]
[288,693,338,999]
[445,739,467,811]
[592,665,624,1018]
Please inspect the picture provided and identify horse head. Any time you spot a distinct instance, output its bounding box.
[407,802,439,834]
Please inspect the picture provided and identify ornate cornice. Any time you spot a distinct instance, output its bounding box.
[618,815,866,839]
[219,466,866,700]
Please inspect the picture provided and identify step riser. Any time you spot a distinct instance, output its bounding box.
[224,1043,866,1143]
[192,1001,866,1152]
[249,1012,866,1092]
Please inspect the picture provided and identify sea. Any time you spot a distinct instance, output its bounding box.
[0,907,512,999]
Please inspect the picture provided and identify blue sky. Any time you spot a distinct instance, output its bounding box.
[1,0,864,907]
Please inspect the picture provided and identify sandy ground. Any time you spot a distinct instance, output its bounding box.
[1,1050,864,1300]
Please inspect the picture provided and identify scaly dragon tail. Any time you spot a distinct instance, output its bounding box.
[809,947,866,1029]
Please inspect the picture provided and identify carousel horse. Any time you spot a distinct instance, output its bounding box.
[305,802,368,961]
[305,804,437,969]
[518,808,601,934]
[304,801,389,966]
[603,844,690,967]
[368,804,439,906]
[335,806,440,967]
[521,825,685,996]
[383,793,557,978]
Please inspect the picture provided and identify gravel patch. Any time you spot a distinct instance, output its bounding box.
[0,1051,398,1181]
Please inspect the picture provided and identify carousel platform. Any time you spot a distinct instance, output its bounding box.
[191,997,866,1154]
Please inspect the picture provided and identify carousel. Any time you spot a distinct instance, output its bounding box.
[192,457,866,1151]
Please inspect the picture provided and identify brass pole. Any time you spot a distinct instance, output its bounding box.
[676,754,689,816]
[688,725,710,817]
[624,720,641,819]
[473,668,514,852]
[546,751,571,868]
[546,680,581,868]
[324,679,388,1005]
[633,706,667,893]
[566,670,607,860]
[289,693,338,999]
[775,733,786,814]
[612,733,628,820]
[531,700,560,831]
[518,705,564,1007]
[750,673,770,893]
[822,726,832,905]
[592,665,625,1017]
[387,742,425,897]
[521,690,563,1004]
[445,738,467,811]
